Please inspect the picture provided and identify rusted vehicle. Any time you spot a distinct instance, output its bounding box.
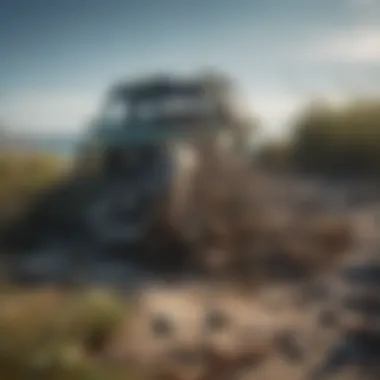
[79,73,256,270]
[8,72,257,285]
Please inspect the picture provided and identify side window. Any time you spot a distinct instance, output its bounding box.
[137,101,159,123]
[101,96,130,128]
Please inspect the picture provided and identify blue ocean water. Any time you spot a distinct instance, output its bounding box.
[15,134,81,157]
[36,136,79,156]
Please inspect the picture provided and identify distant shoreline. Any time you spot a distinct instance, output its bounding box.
[1,134,80,157]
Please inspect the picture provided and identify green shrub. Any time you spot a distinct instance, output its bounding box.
[291,97,380,176]
[0,151,67,226]
[0,287,137,380]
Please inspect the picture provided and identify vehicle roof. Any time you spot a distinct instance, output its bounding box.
[110,73,232,102]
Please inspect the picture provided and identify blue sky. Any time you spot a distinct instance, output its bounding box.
[1,0,380,137]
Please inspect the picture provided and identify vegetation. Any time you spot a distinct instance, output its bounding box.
[293,97,380,177]
[0,151,68,227]
[0,149,137,379]
[0,287,136,380]
[257,97,380,178]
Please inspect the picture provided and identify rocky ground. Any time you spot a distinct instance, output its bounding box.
[97,174,380,380]
[2,172,380,380]
[6,173,380,286]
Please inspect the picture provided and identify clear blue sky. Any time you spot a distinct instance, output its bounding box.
[1,0,380,136]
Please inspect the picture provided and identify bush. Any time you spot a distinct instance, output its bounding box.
[0,151,67,226]
[291,97,380,177]
[0,287,137,380]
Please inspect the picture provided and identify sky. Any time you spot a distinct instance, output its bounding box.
[1,0,380,138]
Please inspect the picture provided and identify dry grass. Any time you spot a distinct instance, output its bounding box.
[0,151,67,228]
[0,286,138,380]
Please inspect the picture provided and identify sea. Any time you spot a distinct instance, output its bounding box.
[0,134,81,157]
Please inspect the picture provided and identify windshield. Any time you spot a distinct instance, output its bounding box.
[90,87,227,145]
[135,94,217,124]
[98,87,221,125]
